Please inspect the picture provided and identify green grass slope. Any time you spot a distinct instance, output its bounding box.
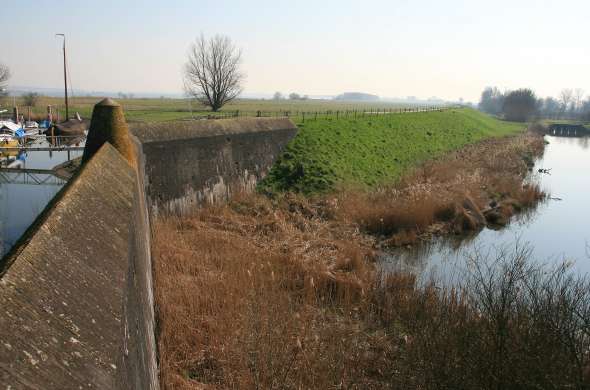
[259,108,525,194]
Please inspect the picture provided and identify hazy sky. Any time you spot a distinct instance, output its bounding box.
[2,0,589,101]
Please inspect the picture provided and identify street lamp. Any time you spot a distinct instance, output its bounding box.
[55,33,69,121]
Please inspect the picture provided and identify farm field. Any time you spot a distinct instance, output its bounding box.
[1,94,521,195]
[2,95,438,123]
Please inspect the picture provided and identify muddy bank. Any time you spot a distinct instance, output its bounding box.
[333,132,546,248]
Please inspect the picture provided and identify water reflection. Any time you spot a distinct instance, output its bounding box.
[0,137,84,258]
[381,135,590,280]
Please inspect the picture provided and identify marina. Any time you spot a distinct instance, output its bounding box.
[0,32,88,257]
[0,134,85,257]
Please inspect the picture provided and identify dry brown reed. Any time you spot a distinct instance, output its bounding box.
[154,204,590,389]
[153,194,386,389]
[152,132,584,390]
[336,133,546,240]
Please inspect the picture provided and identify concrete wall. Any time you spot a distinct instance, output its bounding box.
[0,144,137,389]
[133,118,297,214]
[0,117,297,389]
[117,136,159,390]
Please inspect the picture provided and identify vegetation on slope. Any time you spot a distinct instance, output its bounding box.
[260,108,525,194]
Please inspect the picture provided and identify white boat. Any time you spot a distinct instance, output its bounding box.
[0,121,20,142]
[0,132,13,142]
[0,120,37,140]
[25,121,39,129]
[0,121,20,131]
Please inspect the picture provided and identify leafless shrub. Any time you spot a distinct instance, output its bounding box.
[393,244,590,389]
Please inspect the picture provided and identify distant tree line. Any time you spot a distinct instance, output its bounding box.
[273,92,310,101]
[117,92,135,100]
[0,63,10,101]
[22,92,40,107]
[479,86,590,122]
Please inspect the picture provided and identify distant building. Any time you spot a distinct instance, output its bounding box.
[427,96,445,104]
[334,92,379,101]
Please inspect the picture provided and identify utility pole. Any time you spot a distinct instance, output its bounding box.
[56,34,68,121]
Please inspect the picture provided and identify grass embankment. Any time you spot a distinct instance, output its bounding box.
[260,108,524,194]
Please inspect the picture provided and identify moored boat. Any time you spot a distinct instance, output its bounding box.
[0,120,21,141]
[44,118,89,137]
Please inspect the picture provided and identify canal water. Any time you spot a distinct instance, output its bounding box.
[381,134,590,280]
[0,137,84,258]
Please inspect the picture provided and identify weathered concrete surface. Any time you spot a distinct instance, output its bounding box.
[0,144,134,389]
[132,118,298,213]
[117,135,159,390]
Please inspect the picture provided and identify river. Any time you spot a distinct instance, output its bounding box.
[381,134,590,279]
[0,137,84,258]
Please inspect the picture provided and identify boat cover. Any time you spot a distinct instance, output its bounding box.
[0,121,20,131]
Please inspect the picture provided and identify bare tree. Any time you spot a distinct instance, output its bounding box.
[479,86,505,115]
[184,34,244,112]
[0,63,9,96]
[559,89,574,117]
[573,88,585,112]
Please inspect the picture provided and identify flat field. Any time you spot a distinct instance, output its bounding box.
[3,96,432,123]
[2,96,522,194]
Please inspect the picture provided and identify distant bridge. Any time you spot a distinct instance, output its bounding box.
[0,168,67,186]
[0,146,84,152]
[548,123,590,137]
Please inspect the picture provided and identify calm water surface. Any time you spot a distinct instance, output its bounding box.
[382,135,590,279]
[0,137,83,257]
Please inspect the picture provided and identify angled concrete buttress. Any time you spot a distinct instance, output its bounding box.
[82,98,136,167]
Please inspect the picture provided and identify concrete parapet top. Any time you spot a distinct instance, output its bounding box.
[96,97,121,107]
[131,117,297,143]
